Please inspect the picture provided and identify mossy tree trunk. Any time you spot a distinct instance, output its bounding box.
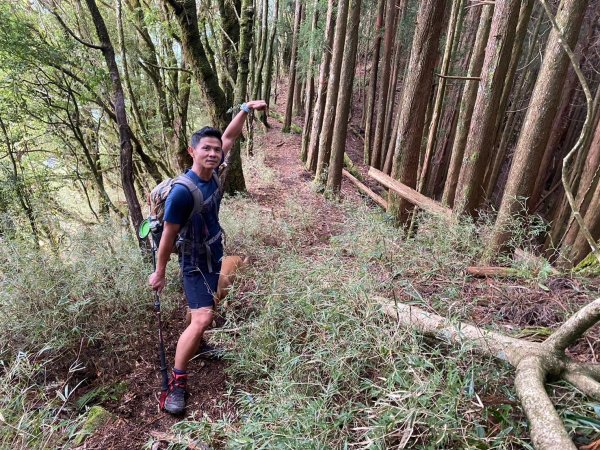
[282,0,302,133]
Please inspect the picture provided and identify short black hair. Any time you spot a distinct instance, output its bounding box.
[191,127,222,148]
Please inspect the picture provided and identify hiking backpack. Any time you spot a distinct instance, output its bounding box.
[147,172,222,253]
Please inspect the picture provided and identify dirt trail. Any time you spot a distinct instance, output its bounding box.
[82,107,360,449]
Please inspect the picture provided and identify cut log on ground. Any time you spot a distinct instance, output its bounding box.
[342,169,388,209]
[368,167,452,219]
[377,296,600,450]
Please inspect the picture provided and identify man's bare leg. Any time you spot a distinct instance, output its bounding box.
[175,307,213,371]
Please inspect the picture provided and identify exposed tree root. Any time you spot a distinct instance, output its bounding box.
[377,296,600,450]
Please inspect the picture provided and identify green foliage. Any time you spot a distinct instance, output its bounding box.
[0,223,180,448]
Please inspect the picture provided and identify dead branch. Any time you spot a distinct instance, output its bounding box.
[343,169,388,209]
[377,295,600,450]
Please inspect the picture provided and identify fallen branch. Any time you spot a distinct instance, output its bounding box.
[343,169,388,209]
[377,296,600,450]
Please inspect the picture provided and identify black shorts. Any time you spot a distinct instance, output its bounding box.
[182,269,220,309]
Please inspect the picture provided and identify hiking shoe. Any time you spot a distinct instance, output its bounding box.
[162,372,188,415]
[195,342,226,360]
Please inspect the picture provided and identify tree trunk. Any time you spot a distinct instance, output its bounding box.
[261,0,279,125]
[84,0,143,236]
[282,0,302,133]
[223,0,254,194]
[486,0,588,258]
[363,0,385,164]
[217,0,241,106]
[314,0,350,179]
[300,0,321,163]
[305,0,337,173]
[326,0,362,192]
[387,0,446,224]
[369,0,398,170]
[453,0,521,216]
[441,4,493,207]
[484,11,544,200]
[418,0,462,194]
[165,0,228,129]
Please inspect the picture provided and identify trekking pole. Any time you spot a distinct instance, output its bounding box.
[138,220,169,406]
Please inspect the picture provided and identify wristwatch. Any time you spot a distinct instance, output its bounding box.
[241,103,252,114]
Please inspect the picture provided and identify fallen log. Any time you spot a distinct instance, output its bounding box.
[377,296,600,450]
[368,167,451,219]
[342,169,388,210]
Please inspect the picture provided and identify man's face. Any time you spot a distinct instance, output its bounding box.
[189,136,222,170]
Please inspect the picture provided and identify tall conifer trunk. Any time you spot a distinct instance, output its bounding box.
[314,0,350,179]
[486,0,588,258]
[282,0,302,132]
[305,0,337,173]
[453,0,521,216]
[326,0,362,192]
[387,0,446,224]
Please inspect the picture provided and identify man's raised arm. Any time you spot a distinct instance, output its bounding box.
[221,100,268,155]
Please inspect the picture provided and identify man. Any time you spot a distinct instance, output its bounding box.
[148,100,267,414]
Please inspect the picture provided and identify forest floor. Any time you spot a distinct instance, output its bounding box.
[78,101,600,449]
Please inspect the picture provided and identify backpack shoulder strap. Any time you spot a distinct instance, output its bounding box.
[212,171,223,198]
[173,175,204,215]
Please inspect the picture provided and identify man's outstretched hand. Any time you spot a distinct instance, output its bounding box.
[246,100,268,113]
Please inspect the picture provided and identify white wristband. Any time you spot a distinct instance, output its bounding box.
[241,103,252,114]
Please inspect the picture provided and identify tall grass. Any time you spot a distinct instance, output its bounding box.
[172,200,537,449]
[0,224,180,448]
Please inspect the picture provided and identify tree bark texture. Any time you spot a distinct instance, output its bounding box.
[305,0,336,173]
[441,4,493,207]
[165,0,228,129]
[282,0,303,133]
[314,0,350,179]
[300,0,321,162]
[419,0,462,194]
[363,0,385,164]
[487,0,587,257]
[369,0,398,170]
[326,0,362,192]
[453,0,521,216]
[387,0,446,224]
[84,0,144,236]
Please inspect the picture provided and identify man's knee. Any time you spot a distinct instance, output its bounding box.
[189,307,213,331]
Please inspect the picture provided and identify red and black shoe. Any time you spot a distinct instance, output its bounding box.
[161,371,188,415]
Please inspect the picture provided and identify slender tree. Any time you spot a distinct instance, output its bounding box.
[314,0,350,179]
[369,0,397,170]
[305,0,336,173]
[84,0,143,234]
[326,0,363,192]
[282,0,302,133]
[453,0,521,216]
[363,0,385,164]
[387,0,447,224]
[442,5,493,207]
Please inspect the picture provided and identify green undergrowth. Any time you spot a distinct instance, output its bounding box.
[171,200,557,449]
[0,224,182,449]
